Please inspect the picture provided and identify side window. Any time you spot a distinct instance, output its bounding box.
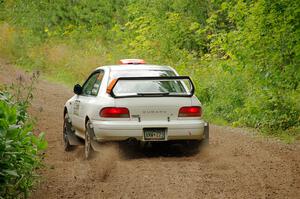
[82,71,104,96]
[91,71,104,96]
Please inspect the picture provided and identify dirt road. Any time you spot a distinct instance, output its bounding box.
[1,59,299,199]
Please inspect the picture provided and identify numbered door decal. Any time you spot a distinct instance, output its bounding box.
[74,100,80,116]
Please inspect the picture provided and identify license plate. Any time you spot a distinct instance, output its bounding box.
[143,128,166,141]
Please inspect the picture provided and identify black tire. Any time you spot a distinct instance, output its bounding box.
[185,140,202,154]
[84,120,93,160]
[63,113,72,151]
[186,140,201,150]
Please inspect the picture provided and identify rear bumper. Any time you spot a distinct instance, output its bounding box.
[91,119,206,142]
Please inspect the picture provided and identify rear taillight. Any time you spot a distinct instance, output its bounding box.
[100,107,130,118]
[178,106,202,117]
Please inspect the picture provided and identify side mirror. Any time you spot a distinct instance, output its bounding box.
[73,84,82,95]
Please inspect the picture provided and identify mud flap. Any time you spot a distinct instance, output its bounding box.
[87,124,103,152]
[65,119,82,145]
[204,122,209,140]
[91,139,103,152]
[67,130,82,145]
[202,122,209,145]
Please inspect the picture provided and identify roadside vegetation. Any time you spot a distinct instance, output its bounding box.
[0,73,47,199]
[0,0,299,141]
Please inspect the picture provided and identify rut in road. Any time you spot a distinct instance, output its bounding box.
[1,59,299,199]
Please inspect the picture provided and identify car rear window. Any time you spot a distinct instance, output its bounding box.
[109,70,192,96]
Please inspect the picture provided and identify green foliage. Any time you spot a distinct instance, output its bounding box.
[0,0,299,140]
[1,0,118,37]
[0,74,47,199]
[209,0,300,133]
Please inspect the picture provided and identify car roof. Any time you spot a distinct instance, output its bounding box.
[95,64,174,72]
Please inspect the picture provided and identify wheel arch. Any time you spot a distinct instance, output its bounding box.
[85,116,90,126]
[64,106,68,116]
[84,116,96,138]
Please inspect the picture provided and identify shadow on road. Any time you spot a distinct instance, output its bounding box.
[118,141,206,159]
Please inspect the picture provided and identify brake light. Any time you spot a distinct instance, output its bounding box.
[178,106,202,117]
[119,59,146,64]
[100,107,130,118]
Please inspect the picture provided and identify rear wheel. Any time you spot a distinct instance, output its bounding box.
[84,120,93,159]
[63,113,72,151]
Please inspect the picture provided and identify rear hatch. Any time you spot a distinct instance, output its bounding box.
[110,76,194,121]
[115,97,191,121]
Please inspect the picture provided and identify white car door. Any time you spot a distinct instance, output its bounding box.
[72,70,104,132]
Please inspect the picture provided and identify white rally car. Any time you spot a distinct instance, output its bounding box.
[63,59,209,158]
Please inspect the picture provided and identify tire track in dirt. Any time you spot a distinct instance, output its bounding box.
[1,59,299,199]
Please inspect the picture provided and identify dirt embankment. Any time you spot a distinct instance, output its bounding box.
[0,59,299,199]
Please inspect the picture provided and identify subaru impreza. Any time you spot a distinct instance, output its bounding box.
[63,59,209,158]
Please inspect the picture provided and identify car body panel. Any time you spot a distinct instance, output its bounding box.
[92,119,205,141]
[64,64,205,142]
[114,97,192,121]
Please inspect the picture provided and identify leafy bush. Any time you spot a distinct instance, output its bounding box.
[0,73,47,199]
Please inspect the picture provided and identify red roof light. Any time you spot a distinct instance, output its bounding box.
[119,59,146,65]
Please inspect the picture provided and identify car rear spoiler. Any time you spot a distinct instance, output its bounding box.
[106,76,195,98]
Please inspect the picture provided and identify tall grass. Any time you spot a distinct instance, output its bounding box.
[0,23,109,86]
[0,72,47,199]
